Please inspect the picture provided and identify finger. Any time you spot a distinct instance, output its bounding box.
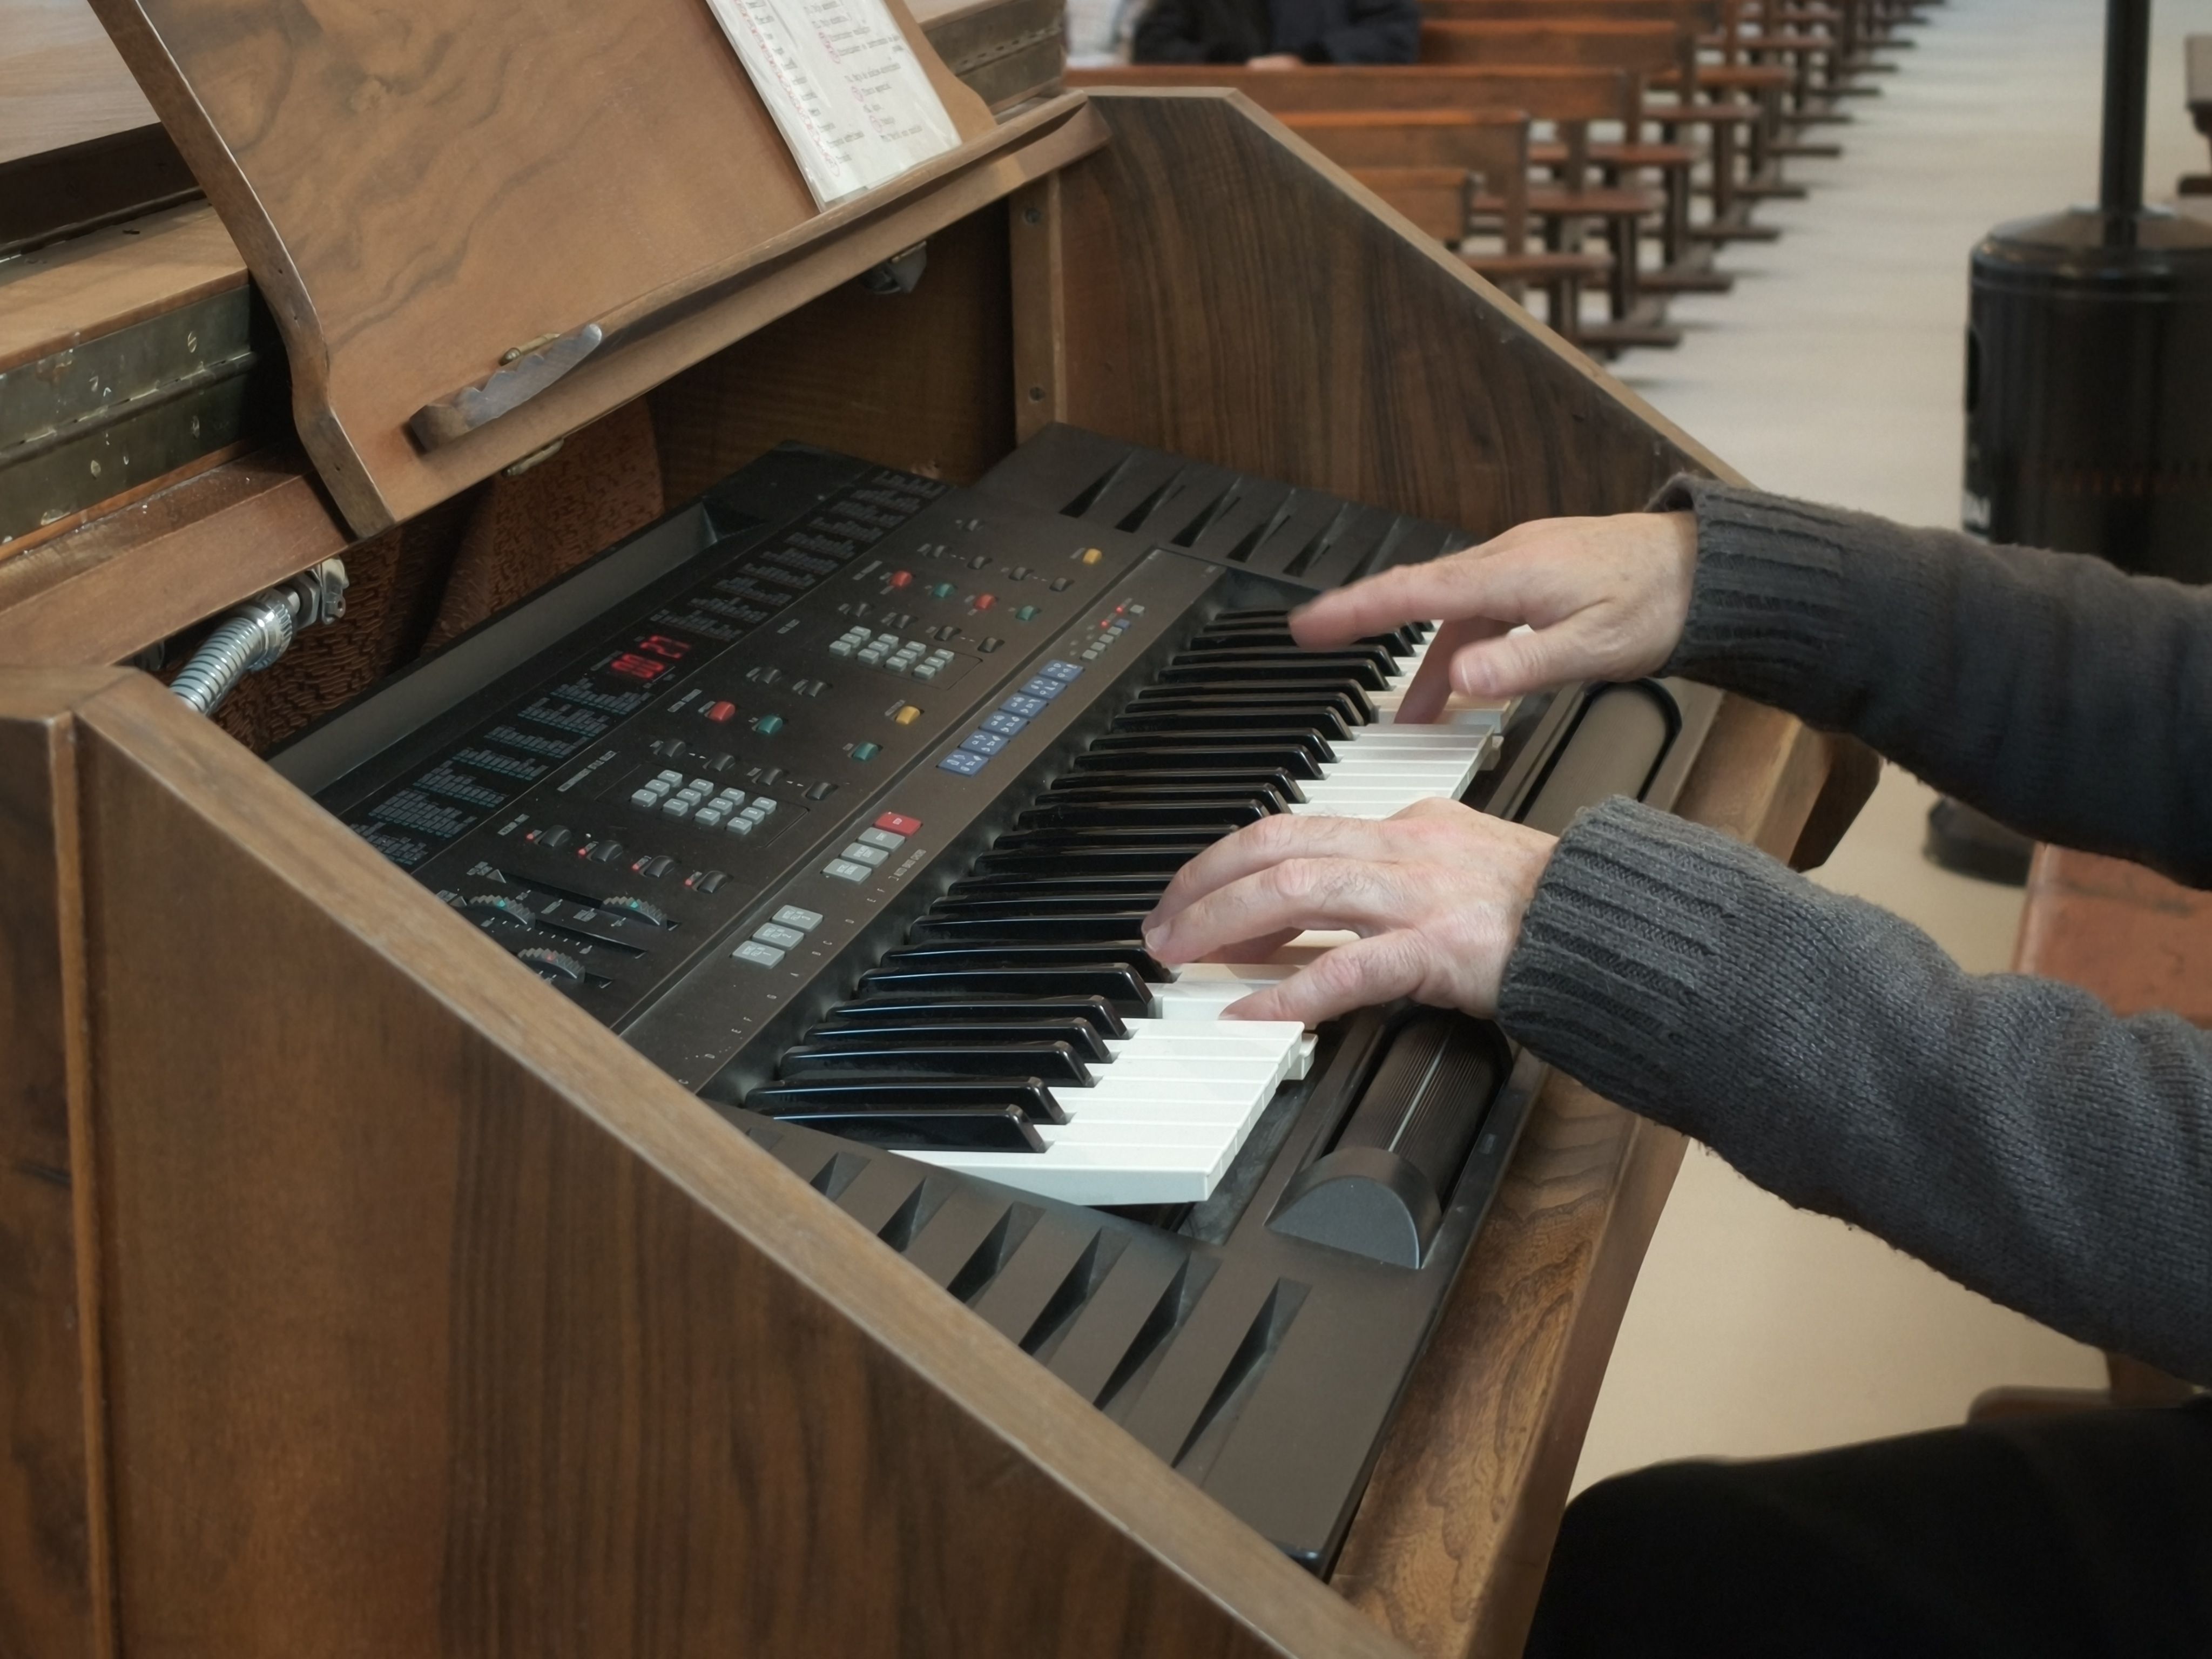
[1223,930,1434,1026]
[1450,615,1608,698]
[1150,857,1418,968]
[1287,551,1495,649]
[1395,615,1504,724]
[1197,926,1301,964]
[1145,813,1412,939]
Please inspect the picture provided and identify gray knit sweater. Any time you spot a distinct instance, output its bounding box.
[1495,478,2212,1385]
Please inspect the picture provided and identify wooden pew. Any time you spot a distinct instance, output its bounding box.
[1070,62,1682,349]
[1272,108,1616,337]
[1414,1,1739,286]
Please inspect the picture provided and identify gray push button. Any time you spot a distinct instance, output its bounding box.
[752,922,806,949]
[823,858,871,882]
[733,940,786,967]
[857,826,906,851]
[839,842,889,867]
[773,905,825,931]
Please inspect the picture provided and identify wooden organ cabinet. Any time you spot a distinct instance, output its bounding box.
[0,0,1870,1654]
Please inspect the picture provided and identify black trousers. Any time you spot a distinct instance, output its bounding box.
[1526,1400,2212,1658]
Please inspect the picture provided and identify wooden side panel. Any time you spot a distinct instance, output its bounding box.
[1042,92,1737,544]
[1333,700,1840,1658]
[0,673,129,1659]
[58,671,1404,1659]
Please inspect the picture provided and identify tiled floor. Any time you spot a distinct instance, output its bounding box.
[1572,0,2210,1491]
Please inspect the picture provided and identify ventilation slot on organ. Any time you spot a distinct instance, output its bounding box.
[1060,450,1137,518]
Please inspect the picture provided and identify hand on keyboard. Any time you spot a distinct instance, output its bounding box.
[1286,512,1697,719]
[1141,798,1556,1024]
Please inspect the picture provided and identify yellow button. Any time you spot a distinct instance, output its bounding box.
[893,704,922,725]
[1080,547,1103,565]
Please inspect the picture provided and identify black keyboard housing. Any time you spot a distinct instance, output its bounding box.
[273,426,1721,1570]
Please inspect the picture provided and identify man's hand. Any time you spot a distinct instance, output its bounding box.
[1142,799,1556,1024]
[1291,512,1697,722]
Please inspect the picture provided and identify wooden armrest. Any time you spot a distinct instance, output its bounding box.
[1642,97,1765,124]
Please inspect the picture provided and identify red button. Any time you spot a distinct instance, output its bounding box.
[704,700,737,723]
[974,593,996,610]
[874,811,922,835]
[888,570,913,589]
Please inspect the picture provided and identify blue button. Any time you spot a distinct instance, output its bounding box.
[982,712,1028,737]
[938,749,988,775]
[1041,660,1084,681]
[1001,694,1048,718]
[1020,677,1064,700]
[961,730,1007,756]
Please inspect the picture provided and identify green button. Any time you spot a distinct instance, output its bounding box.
[852,741,881,761]
[1016,604,1040,622]
[929,582,956,599]
[754,714,785,736]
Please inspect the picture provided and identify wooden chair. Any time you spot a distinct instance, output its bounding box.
[1966,846,2207,1420]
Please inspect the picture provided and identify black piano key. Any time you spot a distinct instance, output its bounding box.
[825,994,1130,1039]
[1087,727,1334,760]
[1071,744,1324,780]
[1128,677,1377,719]
[909,912,1154,943]
[1158,657,1390,690]
[779,1042,1094,1088]
[1110,707,1353,740]
[1041,768,1308,804]
[988,826,1239,853]
[855,965,1154,1012]
[1132,690,1371,730]
[1036,781,1291,811]
[1190,624,1421,655]
[804,1020,1117,1062]
[971,847,1199,878]
[923,894,1170,920]
[878,942,1170,982]
[946,873,1175,901]
[750,1078,1065,1127]
[1171,644,1399,679]
[765,1107,1047,1154]
[1013,800,1271,831]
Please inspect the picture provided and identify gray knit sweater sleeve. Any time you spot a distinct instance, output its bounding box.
[1649,476,2212,885]
[1494,482,2212,1384]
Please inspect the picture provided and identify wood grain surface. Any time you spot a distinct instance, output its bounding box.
[0,201,241,371]
[1067,63,1633,124]
[1333,700,1848,1657]
[82,0,1057,532]
[43,670,1408,1658]
[0,0,152,165]
[0,671,128,1659]
[2015,846,2212,1026]
[1041,91,1730,542]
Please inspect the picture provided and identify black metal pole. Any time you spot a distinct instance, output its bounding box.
[2100,0,2152,218]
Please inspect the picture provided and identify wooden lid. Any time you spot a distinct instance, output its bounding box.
[85,0,1075,534]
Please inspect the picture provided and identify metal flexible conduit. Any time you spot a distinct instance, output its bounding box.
[168,591,297,716]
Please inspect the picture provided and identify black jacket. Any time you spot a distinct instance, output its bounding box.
[1132,0,1419,65]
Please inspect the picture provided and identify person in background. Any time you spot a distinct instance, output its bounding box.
[1142,480,2212,1657]
[1131,0,1419,67]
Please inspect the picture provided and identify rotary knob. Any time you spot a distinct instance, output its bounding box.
[600,895,672,928]
[515,947,586,983]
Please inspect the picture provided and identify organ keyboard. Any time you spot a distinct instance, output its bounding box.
[272,423,1719,1568]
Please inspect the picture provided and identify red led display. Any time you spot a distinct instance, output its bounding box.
[607,653,670,683]
[633,633,692,662]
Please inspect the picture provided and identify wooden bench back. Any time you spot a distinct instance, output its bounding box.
[1065,63,1634,123]
[1419,18,1684,75]
[1422,0,1719,26]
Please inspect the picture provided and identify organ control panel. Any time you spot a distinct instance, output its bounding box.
[274,426,1721,1569]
